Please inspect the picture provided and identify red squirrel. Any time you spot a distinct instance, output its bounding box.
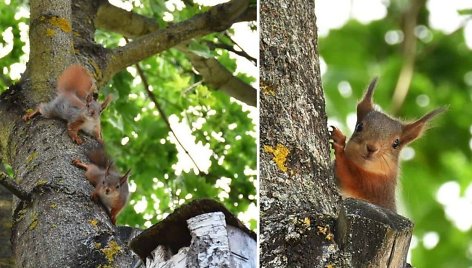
[23,64,112,144]
[72,148,130,224]
[330,78,445,211]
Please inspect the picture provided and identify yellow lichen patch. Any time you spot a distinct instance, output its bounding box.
[89,219,98,227]
[317,225,334,242]
[46,28,55,37]
[264,144,289,173]
[25,108,34,114]
[36,179,48,186]
[326,264,334,268]
[15,208,27,223]
[101,240,121,264]
[303,217,311,227]
[49,17,72,33]
[261,82,276,96]
[50,203,57,208]
[26,151,38,163]
[94,242,102,249]
[29,213,38,230]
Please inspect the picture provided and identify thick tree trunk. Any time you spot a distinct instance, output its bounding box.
[0,0,253,267]
[260,1,413,267]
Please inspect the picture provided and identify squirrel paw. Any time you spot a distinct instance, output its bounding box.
[71,135,83,145]
[22,114,31,122]
[329,126,346,150]
[72,159,82,166]
[22,111,35,122]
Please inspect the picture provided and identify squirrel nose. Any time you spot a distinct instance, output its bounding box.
[105,188,110,195]
[366,144,378,154]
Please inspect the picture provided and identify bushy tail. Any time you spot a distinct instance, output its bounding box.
[57,64,95,99]
[87,145,110,169]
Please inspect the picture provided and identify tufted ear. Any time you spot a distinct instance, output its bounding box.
[401,107,447,145]
[357,77,378,121]
[120,169,131,185]
[101,95,113,112]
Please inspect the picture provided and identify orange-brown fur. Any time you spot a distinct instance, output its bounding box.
[23,64,112,144]
[72,149,130,224]
[330,78,445,212]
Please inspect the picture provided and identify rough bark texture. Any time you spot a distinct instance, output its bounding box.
[260,1,413,267]
[0,186,13,267]
[0,0,254,267]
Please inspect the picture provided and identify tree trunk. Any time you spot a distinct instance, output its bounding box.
[0,0,253,267]
[260,1,413,267]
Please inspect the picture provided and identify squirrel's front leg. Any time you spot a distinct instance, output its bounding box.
[22,107,41,121]
[329,126,355,193]
[329,126,346,156]
[67,119,84,144]
[93,125,103,144]
[72,159,89,170]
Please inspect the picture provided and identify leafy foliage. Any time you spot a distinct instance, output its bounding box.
[1,1,256,229]
[320,2,472,266]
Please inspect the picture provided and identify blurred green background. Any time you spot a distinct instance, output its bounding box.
[318,0,472,266]
[0,1,257,230]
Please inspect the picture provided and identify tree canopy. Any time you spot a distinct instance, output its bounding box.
[0,0,257,232]
[318,1,472,266]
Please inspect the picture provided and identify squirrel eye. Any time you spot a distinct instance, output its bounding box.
[392,138,400,149]
[355,122,363,132]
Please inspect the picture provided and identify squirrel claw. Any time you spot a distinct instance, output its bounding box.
[72,136,83,145]
[329,126,346,148]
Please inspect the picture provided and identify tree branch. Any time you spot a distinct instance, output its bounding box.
[133,60,203,174]
[96,1,256,106]
[95,2,256,39]
[390,0,425,114]
[180,47,257,106]
[103,0,250,82]
[0,171,30,201]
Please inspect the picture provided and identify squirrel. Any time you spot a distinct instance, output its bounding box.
[72,148,130,224]
[329,78,445,212]
[23,64,112,145]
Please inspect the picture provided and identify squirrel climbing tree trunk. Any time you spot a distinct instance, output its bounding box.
[260,1,413,267]
[0,0,254,267]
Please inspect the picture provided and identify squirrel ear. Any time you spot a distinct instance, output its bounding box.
[357,77,378,121]
[105,161,113,175]
[101,95,113,112]
[86,94,94,104]
[120,169,131,185]
[401,107,447,145]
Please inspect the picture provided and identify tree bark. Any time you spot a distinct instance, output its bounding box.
[260,1,413,267]
[0,0,254,266]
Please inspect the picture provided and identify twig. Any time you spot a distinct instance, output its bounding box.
[223,32,257,65]
[133,62,203,174]
[182,81,203,95]
[0,171,31,201]
[390,0,425,114]
[205,40,257,65]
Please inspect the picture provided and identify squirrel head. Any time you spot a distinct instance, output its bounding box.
[85,94,112,119]
[345,78,446,177]
[98,163,130,197]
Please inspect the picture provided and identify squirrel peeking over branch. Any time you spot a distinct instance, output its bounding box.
[330,78,446,212]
